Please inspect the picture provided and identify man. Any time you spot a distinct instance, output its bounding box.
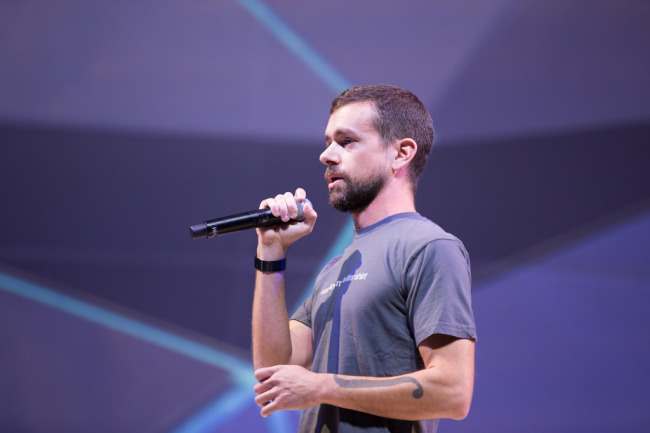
[252,84,476,433]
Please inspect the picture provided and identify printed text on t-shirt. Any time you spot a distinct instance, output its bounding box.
[320,272,368,296]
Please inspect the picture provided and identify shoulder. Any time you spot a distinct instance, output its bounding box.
[383,213,464,251]
[321,254,343,272]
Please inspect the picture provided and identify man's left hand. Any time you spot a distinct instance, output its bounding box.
[254,365,325,417]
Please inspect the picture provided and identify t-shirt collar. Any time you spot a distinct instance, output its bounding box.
[354,212,421,237]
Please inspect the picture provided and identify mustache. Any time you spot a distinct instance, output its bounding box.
[324,168,345,183]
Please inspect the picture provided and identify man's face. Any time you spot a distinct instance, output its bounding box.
[321,101,392,213]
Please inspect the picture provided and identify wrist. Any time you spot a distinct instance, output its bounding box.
[314,373,336,406]
[254,256,286,272]
[256,244,288,261]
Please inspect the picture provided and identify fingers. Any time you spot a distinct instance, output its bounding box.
[255,386,277,403]
[294,187,306,202]
[302,197,317,225]
[253,365,316,418]
[254,382,287,418]
[259,189,311,222]
[254,389,279,417]
[256,189,316,254]
[259,195,290,222]
[254,366,277,401]
[254,365,276,382]
[254,368,279,417]
[260,400,278,418]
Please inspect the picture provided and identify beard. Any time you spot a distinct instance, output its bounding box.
[326,168,388,213]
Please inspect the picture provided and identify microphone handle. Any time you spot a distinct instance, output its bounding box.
[217,209,281,235]
[189,200,309,239]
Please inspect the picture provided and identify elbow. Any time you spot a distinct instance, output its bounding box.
[420,396,471,421]
[444,365,475,420]
[429,379,472,421]
[419,387,472,421]
[446,386,473,420]
[448,398,471,420]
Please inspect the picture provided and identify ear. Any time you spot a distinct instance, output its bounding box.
[391,138,417,173]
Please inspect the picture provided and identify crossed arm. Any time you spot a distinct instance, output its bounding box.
[253,314,475,421]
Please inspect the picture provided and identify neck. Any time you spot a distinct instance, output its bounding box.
[351,184,415,229]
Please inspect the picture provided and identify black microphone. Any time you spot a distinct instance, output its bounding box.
[189,199,311,239]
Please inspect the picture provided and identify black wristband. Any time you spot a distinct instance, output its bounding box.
[254,256,286,272]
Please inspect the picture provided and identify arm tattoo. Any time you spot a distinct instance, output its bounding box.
[333,375,424,399]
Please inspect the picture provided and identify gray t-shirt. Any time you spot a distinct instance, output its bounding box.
[291,213,476,433]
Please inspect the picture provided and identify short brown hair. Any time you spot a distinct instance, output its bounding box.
[330,84,434,191]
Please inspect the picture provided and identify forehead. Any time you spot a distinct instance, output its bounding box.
[325,101,379,140]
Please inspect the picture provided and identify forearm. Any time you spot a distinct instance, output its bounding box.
[254,362,473,420]
[318,368,472,421]
[251,268,292,369]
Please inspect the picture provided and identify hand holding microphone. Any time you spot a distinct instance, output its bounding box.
[190,189,316,239]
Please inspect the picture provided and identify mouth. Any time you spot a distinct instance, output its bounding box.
[325,170,344,189]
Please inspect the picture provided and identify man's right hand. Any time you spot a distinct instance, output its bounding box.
[256,188,317,260]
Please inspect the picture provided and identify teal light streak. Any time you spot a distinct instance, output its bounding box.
[171,386,255,433]
[0,272,255,387]
[3,3,357,432]
[268,409,299,433]
[236,0,351,94]
[172,2,358,432]
[233,0,356,309]
[174,0,357,430]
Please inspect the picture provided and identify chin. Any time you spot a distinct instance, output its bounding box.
[327,191,347,211]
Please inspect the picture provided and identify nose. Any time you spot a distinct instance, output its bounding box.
[319,143,340,165]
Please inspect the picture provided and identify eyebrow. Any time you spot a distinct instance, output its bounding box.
[324,127,356,144]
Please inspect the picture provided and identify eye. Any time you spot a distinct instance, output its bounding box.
[324,135,356,149]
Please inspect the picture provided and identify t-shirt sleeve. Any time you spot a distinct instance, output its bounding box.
[290,293,313,328]
[406,239,477,345]
[290,254,342,328]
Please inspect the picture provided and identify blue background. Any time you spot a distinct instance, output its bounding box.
[1,1,649,432]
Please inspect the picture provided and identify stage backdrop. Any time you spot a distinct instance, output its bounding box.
[1,1,649,432]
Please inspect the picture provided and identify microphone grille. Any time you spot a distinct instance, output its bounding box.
[294,198,311,222]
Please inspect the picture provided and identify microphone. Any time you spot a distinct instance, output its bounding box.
[189,199,311,239]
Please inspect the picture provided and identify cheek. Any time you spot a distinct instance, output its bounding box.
[360,157,389,176]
